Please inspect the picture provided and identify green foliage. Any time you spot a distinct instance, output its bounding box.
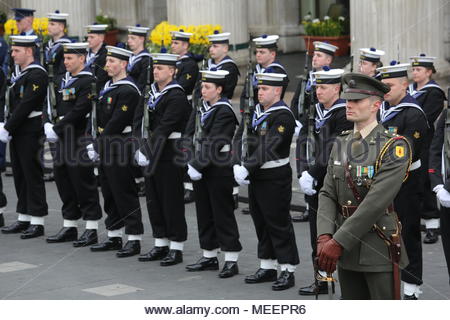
[302,16,347,37]
[95,14,117,31]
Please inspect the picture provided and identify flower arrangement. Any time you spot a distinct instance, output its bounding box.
[4,17,49,36]
[95,13,116,31]
[148,21,223,55]
[302,14,347,37]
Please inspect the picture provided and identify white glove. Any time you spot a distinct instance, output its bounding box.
[435,184,450,208]
[299,170,317,195]
[0,126,11,143]
[233,164,250,186]
[86,143,99,162]
[294,120,302,138]
[187,164,202,181]
[44,122,59,143]
[134,150,150,167]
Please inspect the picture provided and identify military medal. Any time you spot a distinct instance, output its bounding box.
[368,165,374,179]
[20,85,24,98]
[260,121,267,136]
[388,126,397,134]
[356,166,363,186]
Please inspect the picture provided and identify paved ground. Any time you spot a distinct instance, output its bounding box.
[1,52,450,300]
[0,173,449,300]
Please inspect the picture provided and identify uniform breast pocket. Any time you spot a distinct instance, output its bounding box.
[331,165,345,199]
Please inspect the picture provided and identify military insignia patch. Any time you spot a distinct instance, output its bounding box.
[121,105,128,112]
[277,125,285,133]
[388,126,397,134]
[413,131,420,139]
[186,74,191,80]
[32,84,39,91]
[395,146,405,158]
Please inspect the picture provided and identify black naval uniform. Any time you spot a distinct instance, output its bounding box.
[86,44,110,94]
[136,80,191,244]
[175,53,199,100]
[241,101,299,266]
[207,56,240,99]
[297,99,353,260]
[95,77,143,235]
[408,81,445,231]
[44,36,72,82]
[380,94,428,287]
[428,110,450,282]
[50,69,102,223]
[127,49,153,91]
[0,69,7,227]
[188,98,241,253]
[2,63,48,221]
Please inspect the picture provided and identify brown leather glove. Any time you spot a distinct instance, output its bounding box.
[318,238,343,274]
[316,234,332,257]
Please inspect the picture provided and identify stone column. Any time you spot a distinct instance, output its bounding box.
[167,0,249,65]
[350,0,450,77]
[20,0,96,40]
[248,0,303,53]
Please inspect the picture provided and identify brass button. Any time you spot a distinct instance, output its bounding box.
[347,200,352,205]
[348,165,352,169]
[382,226,386,230]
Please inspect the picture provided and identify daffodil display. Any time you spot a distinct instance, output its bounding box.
[148,21,223,54]
[4,17,49,36]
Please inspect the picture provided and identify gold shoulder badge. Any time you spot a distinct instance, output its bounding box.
[413,131,420,139]
[32,84,39,91]
[121,105,128,112]
[186,73,191,80]
[395,145,405,158]
[277,125,285,133]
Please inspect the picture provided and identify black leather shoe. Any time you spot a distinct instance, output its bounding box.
[160,249,183,266]
[1,220,30,234]
[245,268,277,284]
[272,270,295,291]
[73,229,98,247]
[403,294,418,300]
[241,207,250,215]
[233,194,239,210]
[292,209,309,222]
[138,246,169,261]
[0,215,4,228]
[219,261,239,278]
[21,224,44,239]
[423,229,439,244]
[46,227,78,243]
[116,240,141,258]
[186,257,219,271]
[184,190,195,203]
[90,237,122,252]
[298,281,331,295]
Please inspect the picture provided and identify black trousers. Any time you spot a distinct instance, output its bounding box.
[52,139,102,222]
[10,133,48,217]
[395,169,423,285]
[193,172,241,252]
[420,153,440,220]
[99,154,143,235]
[145,161,187,242]
[440,207,450,281]
[248,169,300,265]
[305,193,318,262]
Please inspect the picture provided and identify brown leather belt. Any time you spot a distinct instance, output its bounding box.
[340,204,395,218]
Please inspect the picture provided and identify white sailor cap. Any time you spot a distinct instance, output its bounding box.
[253,34,279,49]
[10,35,38,47]
[152,48,179,66]
[313,41,338,56]
[48,10,68,22]
[255,72,287,86]
[207,31,231,44]
[127,24,150,37]
[360,47,385,63]
[63,42,88,54]
[376,60,410,79]
[106,45,133,61]
[200,69,229,84]
[313,67,344,84]
[85,24,108,34]
[410,53,436,72]
[170,29,193,42]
